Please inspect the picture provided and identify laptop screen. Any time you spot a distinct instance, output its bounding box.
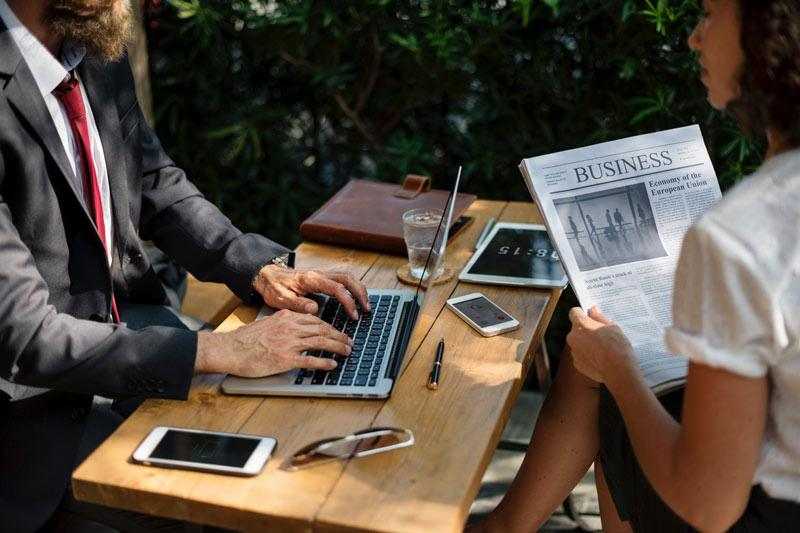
[412,167,462,303]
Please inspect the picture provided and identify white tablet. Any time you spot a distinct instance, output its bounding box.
[459,222,568,288]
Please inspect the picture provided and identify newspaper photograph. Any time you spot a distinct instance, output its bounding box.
[520,125,721,394]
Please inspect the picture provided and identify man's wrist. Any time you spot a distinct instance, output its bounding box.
[251,256,291,293]
[195,331,228,375]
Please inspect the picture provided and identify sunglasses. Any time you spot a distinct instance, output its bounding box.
[283,427,415,471]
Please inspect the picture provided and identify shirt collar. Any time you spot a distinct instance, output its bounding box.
[0,0,86,97]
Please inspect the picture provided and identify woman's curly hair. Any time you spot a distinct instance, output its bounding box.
[731,0,800,148]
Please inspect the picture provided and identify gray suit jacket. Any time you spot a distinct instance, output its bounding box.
[0,22,287,531]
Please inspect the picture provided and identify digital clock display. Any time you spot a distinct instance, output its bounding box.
[467,227,565,281]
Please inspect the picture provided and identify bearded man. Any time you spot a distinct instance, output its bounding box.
[0,1,369,531]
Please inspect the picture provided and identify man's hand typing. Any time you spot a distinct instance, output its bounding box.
[195,310,353,377]
[253,265,370,320]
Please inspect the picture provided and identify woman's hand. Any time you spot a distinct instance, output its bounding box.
[254,264,370,320]
[566,306,637,384]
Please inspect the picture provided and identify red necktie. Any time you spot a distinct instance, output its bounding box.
[53,75,120,323]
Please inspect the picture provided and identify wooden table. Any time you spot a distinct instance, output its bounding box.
[72,200,561,533]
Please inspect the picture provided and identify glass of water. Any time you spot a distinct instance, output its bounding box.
[402,208,445,281]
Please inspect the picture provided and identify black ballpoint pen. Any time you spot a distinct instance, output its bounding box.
[427,339,445,390]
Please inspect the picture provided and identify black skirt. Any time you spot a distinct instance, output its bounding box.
[598,387,800,532]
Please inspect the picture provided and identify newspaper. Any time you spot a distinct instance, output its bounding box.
[520,125,721,394]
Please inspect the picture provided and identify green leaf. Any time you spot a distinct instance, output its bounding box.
[389,33,421,53]
[621,0,637,22]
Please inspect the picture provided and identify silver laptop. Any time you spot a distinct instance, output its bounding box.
[222,169,462,399]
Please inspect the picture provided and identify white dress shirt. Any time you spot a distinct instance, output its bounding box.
[0,0,113,265]
[666,147,800,504]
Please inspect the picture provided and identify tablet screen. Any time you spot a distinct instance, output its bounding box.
[467,227,565,282]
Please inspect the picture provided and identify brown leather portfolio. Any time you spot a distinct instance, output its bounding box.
[300,175,476,255]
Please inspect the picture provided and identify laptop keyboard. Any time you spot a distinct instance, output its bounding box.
[294,294,401,388]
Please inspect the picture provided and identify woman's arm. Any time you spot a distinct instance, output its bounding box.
[569,308,768,532]
[608,361,767,532]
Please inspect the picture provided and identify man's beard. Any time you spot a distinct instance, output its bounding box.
[44,0,134,62]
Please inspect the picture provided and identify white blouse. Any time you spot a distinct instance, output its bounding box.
[665,148,800,504]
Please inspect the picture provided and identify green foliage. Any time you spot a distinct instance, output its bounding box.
[148,0,763,247]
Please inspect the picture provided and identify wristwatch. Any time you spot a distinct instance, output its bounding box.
[251,252,295,303]
[270,252,293,269]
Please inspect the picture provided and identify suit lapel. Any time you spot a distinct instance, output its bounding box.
[2,20,130,261]
[5,73,85,203]
[1,23,95,227]
[0,19,20,80]
[78,59,130,259]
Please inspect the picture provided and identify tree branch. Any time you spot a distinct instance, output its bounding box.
[355,29,383,114]
[334,93,377,147]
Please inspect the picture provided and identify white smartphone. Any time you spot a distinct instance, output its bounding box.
[132,426,277,477]
[446,292,520,337]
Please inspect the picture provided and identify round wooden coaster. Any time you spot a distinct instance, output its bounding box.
[396,264,456,286]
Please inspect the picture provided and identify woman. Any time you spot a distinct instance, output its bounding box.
[474,1,800,531]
